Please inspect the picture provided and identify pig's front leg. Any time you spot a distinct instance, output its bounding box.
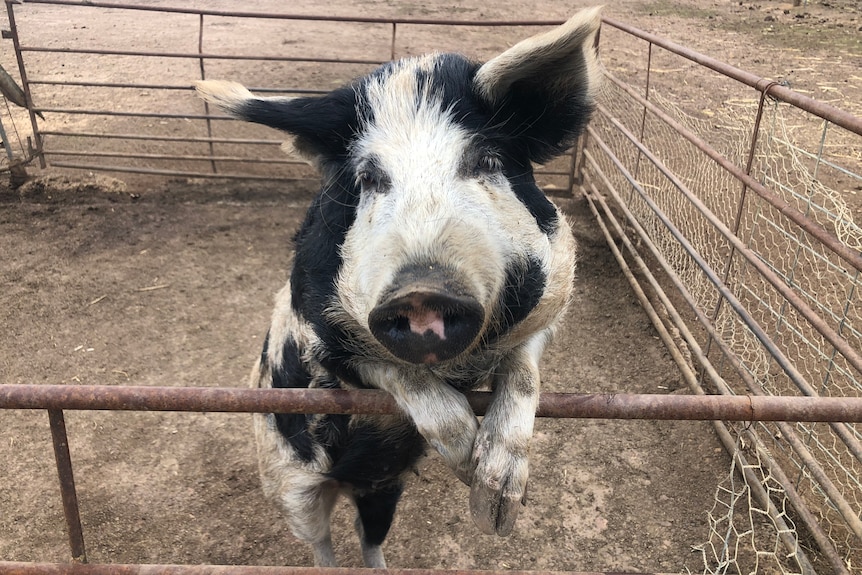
[469,331,549,536]
[359,364,479,484]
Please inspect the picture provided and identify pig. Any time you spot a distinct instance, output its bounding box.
[195,6,601,567]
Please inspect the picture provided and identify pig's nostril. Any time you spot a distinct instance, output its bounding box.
[369,292,484,365]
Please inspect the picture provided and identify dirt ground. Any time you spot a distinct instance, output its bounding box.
[0,0,859,572]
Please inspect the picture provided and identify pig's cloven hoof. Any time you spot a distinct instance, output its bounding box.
[469,474,523,536]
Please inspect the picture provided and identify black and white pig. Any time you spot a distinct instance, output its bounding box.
[196,6,601,568]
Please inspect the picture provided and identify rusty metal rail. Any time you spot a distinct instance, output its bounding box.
[4,384,860,570]
[601,17,862,138]
[3,385,862,422]
[0,562,678,575]
[10,0,568,25]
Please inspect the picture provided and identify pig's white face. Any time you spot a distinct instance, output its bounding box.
[326,54,563,366]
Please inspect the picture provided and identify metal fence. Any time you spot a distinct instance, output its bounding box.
[588,17,862,575]
[0,0,578,189]
[1,2,862,575]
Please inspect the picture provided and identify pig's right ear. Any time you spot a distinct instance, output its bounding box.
[473,6,603,164]
[194,80,356,162]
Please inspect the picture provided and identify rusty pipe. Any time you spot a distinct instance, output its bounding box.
[0,562,676,575]
[2,385,862,422]
[46,410,86,563]
[601,17,862,137]
[13,0,569,27]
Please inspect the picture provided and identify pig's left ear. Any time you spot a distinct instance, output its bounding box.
[473,6,603,164]
[194,80,356,163]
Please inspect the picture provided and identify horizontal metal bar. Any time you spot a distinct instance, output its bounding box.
[20,45,384,66]
[45,149,302,165]
[28,80,326,95]
[36,107,227,120]
[35,111,304,144]
[47,161,312,181]
[602,17,862,137]
[14,0,568,27]
[2,385,862,422]
[1,562,686,575]
[603,71,862,273]
[30,79,194,90]
[40,131,283,145]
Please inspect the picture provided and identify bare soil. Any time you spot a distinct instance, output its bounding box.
[1,0,859,571]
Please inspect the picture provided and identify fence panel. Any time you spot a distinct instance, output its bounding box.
[589,16,862,575]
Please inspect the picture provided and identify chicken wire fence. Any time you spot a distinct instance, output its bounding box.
[589,18,862,575]
[1,2,861,575]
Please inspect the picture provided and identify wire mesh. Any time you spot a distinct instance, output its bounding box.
[592,19,862,575]
[696,429,804,575]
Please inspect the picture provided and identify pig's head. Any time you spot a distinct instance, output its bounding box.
[197,8,601,368]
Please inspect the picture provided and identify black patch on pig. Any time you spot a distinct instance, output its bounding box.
[235,86,359,160]
[491,255,547,340]
[325,421,425,491]
[269,334,317,462]
[289,170,365,387]
[354,484,406,546]
[505,163,560,236]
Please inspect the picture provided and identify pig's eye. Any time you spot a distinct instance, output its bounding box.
[357,170,380,193]
[474,154,502,177]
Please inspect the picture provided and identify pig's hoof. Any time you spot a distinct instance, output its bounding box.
[468,475,523,536]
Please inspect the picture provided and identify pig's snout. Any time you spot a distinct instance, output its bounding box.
[368,269,484,365]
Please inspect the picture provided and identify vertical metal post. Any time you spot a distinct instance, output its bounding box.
[567,139,579,192]
[47,409,87,563]
[703,81,777,358]
[5,0,45,168]
[198,13,217,174]
[0,114,15,162]
[630,41,653,189]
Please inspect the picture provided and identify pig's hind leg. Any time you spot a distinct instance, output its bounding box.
[275,475,340,567]
[350,485,404,568]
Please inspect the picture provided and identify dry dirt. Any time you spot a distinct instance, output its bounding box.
[1,0,859,572]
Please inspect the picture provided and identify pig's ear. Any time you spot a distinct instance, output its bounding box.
[473,6,603,164]
[194,80,356,162]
